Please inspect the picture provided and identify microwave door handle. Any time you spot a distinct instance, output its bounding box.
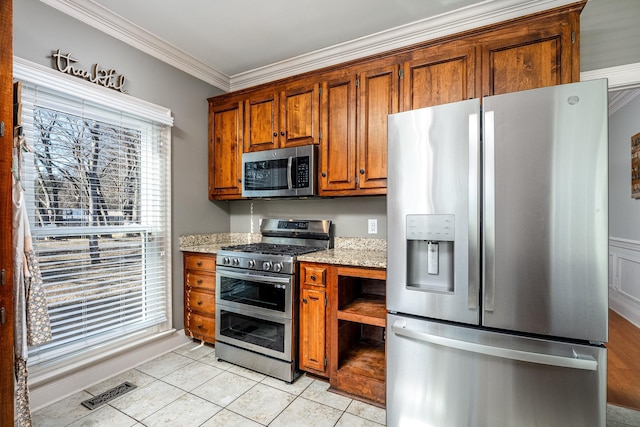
[287,157,293,190]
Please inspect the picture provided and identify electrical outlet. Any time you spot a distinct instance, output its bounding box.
[368,218,377,234]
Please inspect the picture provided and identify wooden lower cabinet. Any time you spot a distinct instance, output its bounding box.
[298,262,386,405]
[299,263,330,377]
[183,252,217,343]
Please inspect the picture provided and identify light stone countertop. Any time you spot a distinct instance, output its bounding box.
[297,237,386,269]
[179,234,387,269]
[179,233,260,254]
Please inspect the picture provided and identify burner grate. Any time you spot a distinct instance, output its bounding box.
[220,243,322,256]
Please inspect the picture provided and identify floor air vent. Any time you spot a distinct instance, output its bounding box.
[81,381,137,410]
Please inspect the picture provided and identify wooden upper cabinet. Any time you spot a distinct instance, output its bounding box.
[320,72,358,193]
[280,83,320,148]
[401,42,477,110]
[357,64,399,192]
[209,99,243,199]
[320,64,398,196]
[478,6,580,96]
[244,83,320,152]
[208,2,584,199]
[244,92,279,152]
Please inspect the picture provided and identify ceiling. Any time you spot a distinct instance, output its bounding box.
[42,0,590,92]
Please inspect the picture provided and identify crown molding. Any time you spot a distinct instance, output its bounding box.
[40,0,231,92]
[581,62,640,115]
[608,89,640,115]
[42,0,579,92]
[229,0,580,91]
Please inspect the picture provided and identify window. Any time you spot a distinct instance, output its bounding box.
[14,58,173,366]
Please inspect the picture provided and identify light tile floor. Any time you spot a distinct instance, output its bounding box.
[31,342,386,427]
[30,340,640,427]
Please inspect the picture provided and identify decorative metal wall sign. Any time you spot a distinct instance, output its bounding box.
[51,49,127,93]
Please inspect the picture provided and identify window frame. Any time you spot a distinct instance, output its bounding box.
[14,56,174,371]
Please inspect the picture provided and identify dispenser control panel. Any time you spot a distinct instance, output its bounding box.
[406,214,455,241]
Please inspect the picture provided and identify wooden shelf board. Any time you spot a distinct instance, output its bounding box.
[337,295,386,327]
[337,339,385,382]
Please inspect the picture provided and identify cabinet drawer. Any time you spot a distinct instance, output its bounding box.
[186,271,216,290]
[302,265,327,287]
[186,312,216,338]
[184,254,216,271]
[186,289,216,314]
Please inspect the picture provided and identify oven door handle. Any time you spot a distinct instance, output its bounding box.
[287,156,293,190]
[217,268,291,285]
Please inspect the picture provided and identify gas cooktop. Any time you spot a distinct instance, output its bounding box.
[220,242,323,257]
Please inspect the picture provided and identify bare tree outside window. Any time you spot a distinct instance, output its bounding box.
[27,106,165,356]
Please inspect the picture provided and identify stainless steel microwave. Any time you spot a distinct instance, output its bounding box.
[242,145,317,198]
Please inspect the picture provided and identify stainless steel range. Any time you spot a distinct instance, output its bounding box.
[215,218,332,382]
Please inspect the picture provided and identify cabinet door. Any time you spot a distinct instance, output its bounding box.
[244,92,279,152]
[279,83,320,148]
[480,11,579,96]
[319,73,357,194]
[402,42,477,111]
[209,100,243,199]
[299,287,327,375]
[357,64,399,192]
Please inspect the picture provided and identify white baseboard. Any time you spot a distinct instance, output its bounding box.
[29,330,192,412]
[609,237,640,328]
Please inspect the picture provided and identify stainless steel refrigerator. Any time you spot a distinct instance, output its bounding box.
[386,79,608,427]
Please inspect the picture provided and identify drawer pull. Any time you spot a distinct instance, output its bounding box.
[310,275,316,281]
[197,279,203,285]
[197,324,203,329]
[196,261,202,267]
[302,298,308,304]
[197,301,203,305]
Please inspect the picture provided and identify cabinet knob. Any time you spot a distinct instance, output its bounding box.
[197,324,203,329]
[273,132,278,137]
[321,172,327,177]
[310,275,316,281]
[197,300,202,305]
[196,261,202,266]
[238,178,242,183]
[302,298,308,304]
[280,131,285,136]
[197,279,203,284]
[359,169,365,174]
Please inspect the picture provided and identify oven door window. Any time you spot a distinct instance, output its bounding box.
[218,272,290,314]
[217,309,290,359]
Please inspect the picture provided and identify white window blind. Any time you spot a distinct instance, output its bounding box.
[15,58,173,366]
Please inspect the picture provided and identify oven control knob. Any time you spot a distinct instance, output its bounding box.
[232,258,240,266]
[273,262,283,272]
[262,261,273,271]
[247,260,256,269]
[222,257,230,265]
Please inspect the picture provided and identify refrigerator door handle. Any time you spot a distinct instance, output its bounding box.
[468,113,480,310]
[483,110,496,312]
[391,320,598,371]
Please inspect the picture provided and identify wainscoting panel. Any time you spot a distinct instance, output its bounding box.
[609,237,640,328]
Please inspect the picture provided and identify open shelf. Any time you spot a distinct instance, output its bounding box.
[331,267,387,405]
[337,294,386,327]
[337,338,385,382]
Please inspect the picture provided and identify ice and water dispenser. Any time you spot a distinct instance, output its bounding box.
[406,214,455,293]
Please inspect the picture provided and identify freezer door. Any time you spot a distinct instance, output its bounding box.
[387,313,607,427]
[482,80,608,343]
[387,99,481,325]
